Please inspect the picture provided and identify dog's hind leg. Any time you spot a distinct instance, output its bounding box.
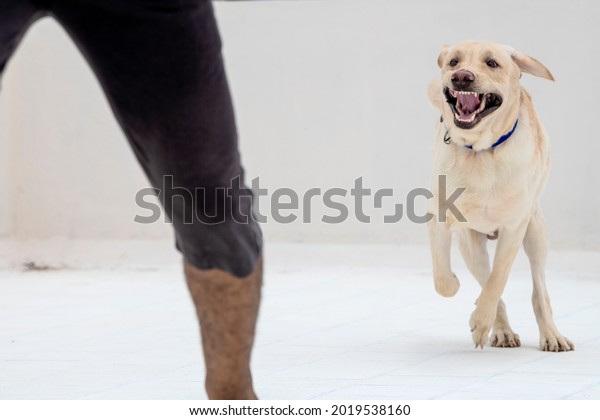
[523,207,573,352]
[458,229,520,348]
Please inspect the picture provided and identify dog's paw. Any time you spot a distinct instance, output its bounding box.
[540,331,574,352]
[434,272,460,297]
[469,306,496,349]
[491,327,521,348]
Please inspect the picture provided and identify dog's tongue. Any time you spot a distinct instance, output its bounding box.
[457,93,481,117]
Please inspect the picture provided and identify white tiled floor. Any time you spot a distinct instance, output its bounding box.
[1,242,599,400]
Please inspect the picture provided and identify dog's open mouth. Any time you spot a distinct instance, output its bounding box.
[444,87,502,129]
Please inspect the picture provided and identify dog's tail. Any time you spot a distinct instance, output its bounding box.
[427,79,444,113]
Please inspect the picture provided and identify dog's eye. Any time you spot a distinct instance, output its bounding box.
[449,58,459,67]
[486,59,499,68]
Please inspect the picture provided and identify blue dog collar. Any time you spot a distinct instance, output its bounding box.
[440,116,519,151]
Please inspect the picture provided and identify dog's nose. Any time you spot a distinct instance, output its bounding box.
[451,70,475,89]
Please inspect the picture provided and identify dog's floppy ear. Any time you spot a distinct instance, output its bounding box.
[437,44,450,68]
[507,47,554,81]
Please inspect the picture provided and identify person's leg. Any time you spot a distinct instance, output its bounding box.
[50,0,263,398]
[185,256,262,399]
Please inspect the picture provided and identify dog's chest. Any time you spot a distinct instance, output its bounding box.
[442,154,532,232]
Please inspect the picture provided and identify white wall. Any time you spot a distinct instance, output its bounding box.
[0,86,9,236]
[0,0,599,249]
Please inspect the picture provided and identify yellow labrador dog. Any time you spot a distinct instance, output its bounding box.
[427,40,573,352]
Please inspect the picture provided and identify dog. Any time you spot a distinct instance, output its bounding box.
[427,40,573,352]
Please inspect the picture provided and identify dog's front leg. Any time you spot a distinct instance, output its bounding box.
[523,208,573,352]
[469,221,528,348]
[428,218,460,297]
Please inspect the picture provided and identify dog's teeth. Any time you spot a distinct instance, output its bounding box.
[478,96,486,111]
[455,113,476,123]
